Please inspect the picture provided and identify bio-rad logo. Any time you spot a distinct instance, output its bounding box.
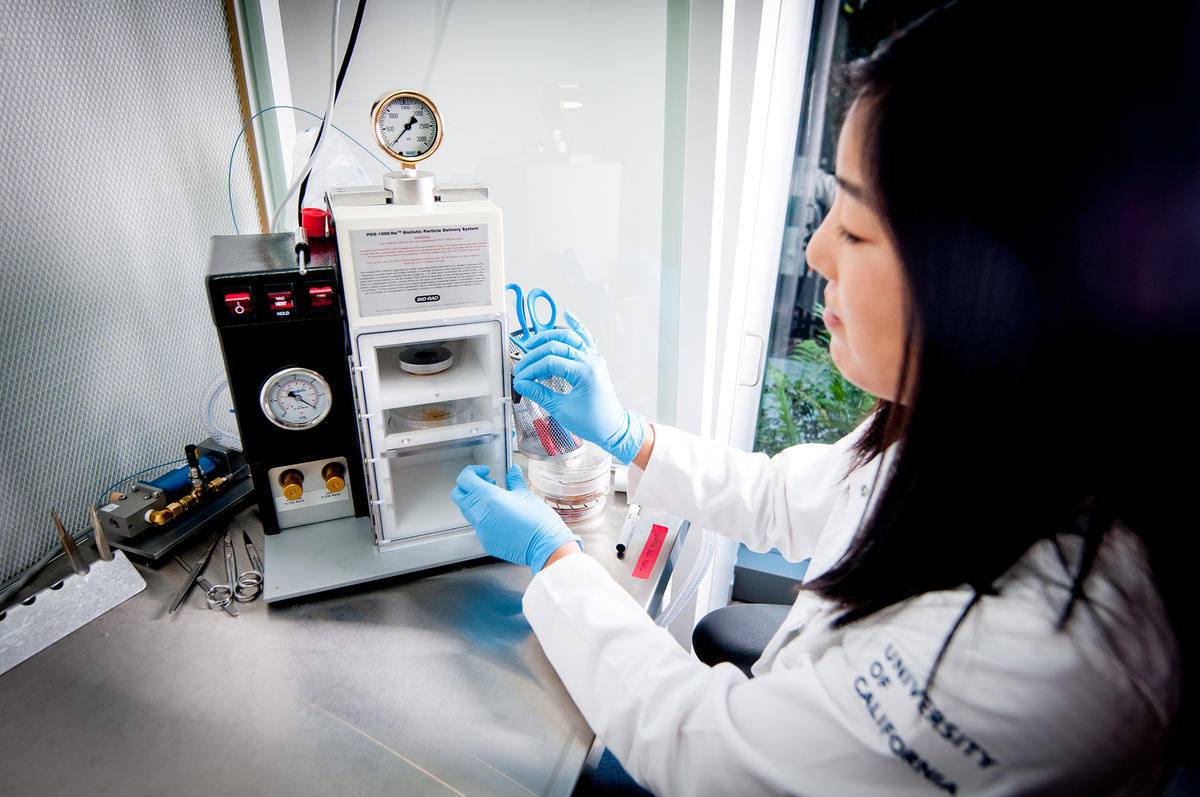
[415,294,440,304]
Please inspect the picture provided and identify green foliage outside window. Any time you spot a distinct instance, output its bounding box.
[754,313,876,456]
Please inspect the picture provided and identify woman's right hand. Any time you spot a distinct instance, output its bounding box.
[512,311,647,465]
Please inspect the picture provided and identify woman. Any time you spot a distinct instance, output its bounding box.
[452,2,1199,793]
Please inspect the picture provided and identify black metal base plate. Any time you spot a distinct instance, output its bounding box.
[109,475,256,565]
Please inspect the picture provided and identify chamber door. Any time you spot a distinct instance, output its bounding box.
[355,320,510,544]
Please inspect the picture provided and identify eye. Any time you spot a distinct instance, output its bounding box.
[838,226,863,244]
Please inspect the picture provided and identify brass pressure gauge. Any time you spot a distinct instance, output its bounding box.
[371,90,443,164]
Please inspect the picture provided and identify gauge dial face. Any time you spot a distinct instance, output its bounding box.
[259,367,332,430]
[372,90,443,163]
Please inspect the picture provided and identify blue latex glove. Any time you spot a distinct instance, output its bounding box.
[511,311,647,464]
[451,464,581,576]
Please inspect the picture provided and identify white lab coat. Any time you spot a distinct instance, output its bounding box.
[522,423,1180,796]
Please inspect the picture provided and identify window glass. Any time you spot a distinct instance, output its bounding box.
[277,0,669,422]
[754,0,943,455]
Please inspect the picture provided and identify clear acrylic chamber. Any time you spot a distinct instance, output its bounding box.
[526,441,611,523]
[356,320,509,546]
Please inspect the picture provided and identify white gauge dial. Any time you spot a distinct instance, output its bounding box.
[259,367,332,430]
[372,90,443,163]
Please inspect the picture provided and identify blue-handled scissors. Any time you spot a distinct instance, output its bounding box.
[506,283,557,352]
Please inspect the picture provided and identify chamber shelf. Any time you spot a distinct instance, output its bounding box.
[372,339,495,410]
[380,416,500,451]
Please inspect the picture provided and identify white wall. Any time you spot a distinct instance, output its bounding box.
[272,0,668,419]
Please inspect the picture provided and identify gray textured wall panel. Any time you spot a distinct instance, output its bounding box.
[0,0,260,583]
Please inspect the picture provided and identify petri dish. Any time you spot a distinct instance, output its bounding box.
[392,402,463,430]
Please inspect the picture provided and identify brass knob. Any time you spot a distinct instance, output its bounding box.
[279,469,304,500]
[322,462,346,493]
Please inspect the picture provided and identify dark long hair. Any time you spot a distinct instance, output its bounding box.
[802,0,1200,745]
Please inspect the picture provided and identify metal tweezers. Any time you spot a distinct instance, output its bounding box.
[168,530,224,614]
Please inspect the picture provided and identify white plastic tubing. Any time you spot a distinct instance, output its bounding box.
[655,525,718,628]
[203,376,242,451]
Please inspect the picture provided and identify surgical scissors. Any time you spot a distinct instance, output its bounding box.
[506,282,557,352]
[174,556,238,617]
[204,532,234,610]
[205,529,262,608]
[235,528,264,602]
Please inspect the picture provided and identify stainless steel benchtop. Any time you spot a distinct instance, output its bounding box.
[0,481,683,796]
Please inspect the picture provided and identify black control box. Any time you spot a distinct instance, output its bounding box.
[206,233,367,534]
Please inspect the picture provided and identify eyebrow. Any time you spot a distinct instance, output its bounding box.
[835,175,868,201]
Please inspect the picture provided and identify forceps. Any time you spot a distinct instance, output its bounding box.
[506,283,557,352]
[169,529,224,614]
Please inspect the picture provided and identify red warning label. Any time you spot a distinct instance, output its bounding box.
[632,524,669,579]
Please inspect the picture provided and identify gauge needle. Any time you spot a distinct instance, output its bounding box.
[287,390,316,409]
[390,115,418,148]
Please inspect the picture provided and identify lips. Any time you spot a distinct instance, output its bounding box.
[824,308,843,333]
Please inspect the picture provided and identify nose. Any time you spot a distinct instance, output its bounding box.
[805,210,836,281]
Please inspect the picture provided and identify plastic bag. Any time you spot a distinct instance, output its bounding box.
[290,125,375,208]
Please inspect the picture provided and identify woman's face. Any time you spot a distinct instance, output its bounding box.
[805,100,912,403]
